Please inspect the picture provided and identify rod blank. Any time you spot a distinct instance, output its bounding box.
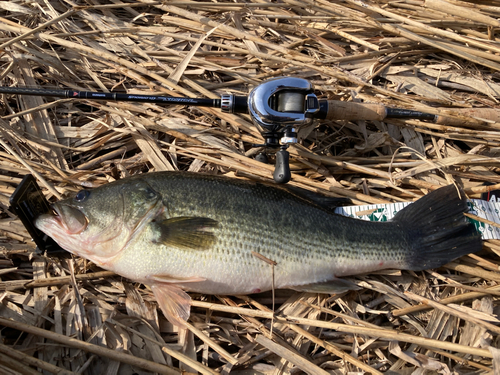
[0,86,219,108]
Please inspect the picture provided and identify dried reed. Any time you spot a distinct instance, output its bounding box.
[0,0,499,374]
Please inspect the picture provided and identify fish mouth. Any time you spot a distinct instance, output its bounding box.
[51,203,88,234]
[50,205,62,223]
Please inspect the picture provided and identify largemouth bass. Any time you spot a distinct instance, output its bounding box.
[35,172,482,326]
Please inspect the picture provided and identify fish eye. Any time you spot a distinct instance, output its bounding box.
[74,190,90,202]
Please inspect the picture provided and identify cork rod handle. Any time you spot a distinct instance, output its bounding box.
[319,100,500,126]
[321,101,387,121]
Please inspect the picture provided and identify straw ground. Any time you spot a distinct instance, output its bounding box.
[0,0,499,374]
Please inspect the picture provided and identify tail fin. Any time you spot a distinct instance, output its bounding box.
[393,185,482,271]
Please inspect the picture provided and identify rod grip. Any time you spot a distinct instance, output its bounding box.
[321,100,387,121]
[435,108,500,125]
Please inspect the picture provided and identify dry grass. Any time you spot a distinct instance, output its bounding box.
[0,0,499,374]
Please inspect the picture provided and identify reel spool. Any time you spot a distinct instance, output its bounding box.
[276,91,306,113]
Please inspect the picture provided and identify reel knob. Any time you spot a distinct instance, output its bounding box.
[273,149,291,184]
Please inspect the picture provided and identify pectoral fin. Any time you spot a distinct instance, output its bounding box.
[151,282,191,328]
[288,278,360,294]
[153,217,218,250]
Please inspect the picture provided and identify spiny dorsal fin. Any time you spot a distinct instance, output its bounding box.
[154,216,218,250]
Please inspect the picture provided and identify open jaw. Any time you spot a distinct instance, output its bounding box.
[51,203,88,235]
[34,203,90,257]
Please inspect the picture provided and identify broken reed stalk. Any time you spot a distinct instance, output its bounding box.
[281,317,493,358]
[465,212,500,230]
[0,270,116,290]
[184,322,239,365]
[237,295,385,375]
[190,300,274,319]
[255,335,330,375]
[252,251,277,338]
[405,292,500,335]
[108,319,218,375]
[0,343,76,375]
[393,286,500,316]
[0,351,43,375]
[157,297,494,360]
[0,317,180,375]
[287,323,384,375]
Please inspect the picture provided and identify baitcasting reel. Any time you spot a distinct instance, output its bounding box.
[222,77,320,183]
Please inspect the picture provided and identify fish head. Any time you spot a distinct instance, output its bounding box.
[35,180,162,267]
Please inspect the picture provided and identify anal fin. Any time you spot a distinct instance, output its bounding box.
[288,278,360,294]
[151,274,206,284]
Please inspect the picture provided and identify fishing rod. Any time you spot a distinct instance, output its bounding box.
[2,77,499,183]
[0,85,248,112]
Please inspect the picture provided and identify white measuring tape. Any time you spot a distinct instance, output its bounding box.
[335,197,500,240]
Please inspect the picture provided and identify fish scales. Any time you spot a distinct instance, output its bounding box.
[123,173,405,288]
[35,171,482,326]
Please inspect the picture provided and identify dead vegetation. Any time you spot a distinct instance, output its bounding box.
[0,0,499,374]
